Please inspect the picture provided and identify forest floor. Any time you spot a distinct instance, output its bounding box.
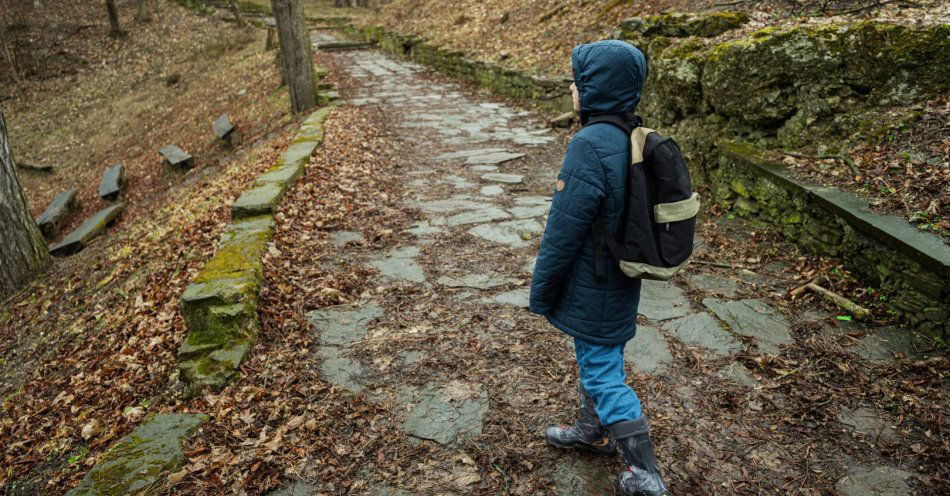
[0,1,947,496]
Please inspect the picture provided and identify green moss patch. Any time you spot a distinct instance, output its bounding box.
[66,413,208,496]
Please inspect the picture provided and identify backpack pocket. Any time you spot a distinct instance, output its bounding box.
[654,192,699,266]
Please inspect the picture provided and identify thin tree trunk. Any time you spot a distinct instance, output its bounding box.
[135,0,151,23]
[105,0,124,37]
[271,0,315,113]
[0,110,50,301]
[230,0,245,27]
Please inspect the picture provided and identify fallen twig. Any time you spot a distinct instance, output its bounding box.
[805,283,870,320]
[693,260,746,269]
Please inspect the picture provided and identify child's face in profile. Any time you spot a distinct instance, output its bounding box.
[570,82,580,112]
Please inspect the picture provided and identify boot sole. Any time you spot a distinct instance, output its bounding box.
[545,433,616,455]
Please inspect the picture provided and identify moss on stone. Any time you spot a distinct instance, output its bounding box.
[66,414,208,496]
[620,11,749,40]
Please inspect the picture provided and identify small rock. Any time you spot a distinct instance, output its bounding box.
[549,111,575,128]
[158,145,194,168]
[98,163,125,201]
[481,173,523,184]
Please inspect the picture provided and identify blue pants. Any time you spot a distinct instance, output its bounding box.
[574,337,642,426]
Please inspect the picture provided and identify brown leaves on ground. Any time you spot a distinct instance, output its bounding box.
[5,0,293,246]
[782,94,950,241]
[165,104,414,495]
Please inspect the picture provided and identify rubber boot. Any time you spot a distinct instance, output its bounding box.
[545,384,616,454]
[609,416,670,496]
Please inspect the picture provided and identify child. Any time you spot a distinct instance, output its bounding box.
[529,40,670,496]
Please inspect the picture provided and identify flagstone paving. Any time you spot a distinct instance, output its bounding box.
[264,31,931,495]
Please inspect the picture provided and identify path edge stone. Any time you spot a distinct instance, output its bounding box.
[178,105,336,397]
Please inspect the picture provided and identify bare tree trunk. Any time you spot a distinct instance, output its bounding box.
[271,0,315,113]
[0,110,50,301]
[230,0,245,27]
[135,0,151,23]
[105,0,124,37]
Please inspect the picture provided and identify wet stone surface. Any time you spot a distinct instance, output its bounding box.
[663,312,741,355]
[330,230,364,247]
[703,298,792,354]
[835,465,913,496]
[638,280,691,321]
[553,456,615,496]
[624,325,673,376]
[469,219,543,247]
[369,246,427,283]
[837,407,898,442]
[402,381,489,445]
[67,413,208,496]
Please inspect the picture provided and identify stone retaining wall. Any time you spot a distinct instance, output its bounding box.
[178,106,334,396]
[714,143,949,336]
[344,25,574,113]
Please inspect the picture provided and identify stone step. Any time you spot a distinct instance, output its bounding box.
[50,203,124,256]
[35,188,78,238]
[98,163,125,200]
[159,144,194,168]
[213,113,235,141]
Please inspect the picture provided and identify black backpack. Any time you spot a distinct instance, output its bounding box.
[591,121,699,281]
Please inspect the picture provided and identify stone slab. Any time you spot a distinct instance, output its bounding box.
[717,362,757,388]
[481,173,523,184]
[703,298,792,354]
[330,231,364,247]
[432,148,507,161]
[479,184,504,196]
[66,413,208,496]
[232,183,284,218]
[402,381,488,445]
[254,163,305,188]
[411,196,491,213]
[404,221,445,236]
[638,280,691,321]
[663,312,741,355]
[446,206,511,226]
[509,204,549,219]
[308,304,385,346]
[36,188,78,238]
[838,407,898,442]
[553,457,615,496]
[687,273,740,297]
[835,465,912,496]
[484,289,529,308]
[369,246,426,282]
[469,219,542,247]
[465,151,525,165]
[50,203,124,256]
[158,144,193,168]
[213,113,235,139]
[98,163,125,200]
[436,273,516,290]
[624,325,673,376]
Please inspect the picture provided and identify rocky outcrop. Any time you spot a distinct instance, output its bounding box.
[178,105,334,396]
[620,18,950,337]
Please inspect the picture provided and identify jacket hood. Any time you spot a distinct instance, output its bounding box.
[572,40,648,118]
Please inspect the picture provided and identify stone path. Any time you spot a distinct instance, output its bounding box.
[274,31,928,495]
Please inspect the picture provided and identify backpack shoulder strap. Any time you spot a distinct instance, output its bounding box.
[630,127,655,164]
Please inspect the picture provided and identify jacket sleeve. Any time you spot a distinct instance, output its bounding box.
[529,137,606,315]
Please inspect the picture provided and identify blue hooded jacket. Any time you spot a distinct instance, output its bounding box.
[529,40,648,345]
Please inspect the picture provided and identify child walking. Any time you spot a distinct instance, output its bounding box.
[529,40,670,496]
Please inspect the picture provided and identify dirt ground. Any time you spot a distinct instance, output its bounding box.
[0,2,946,496]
